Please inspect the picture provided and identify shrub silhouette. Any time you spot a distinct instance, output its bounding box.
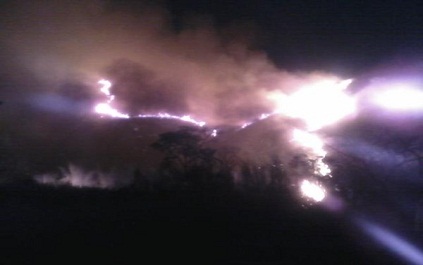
[152,126,229,189]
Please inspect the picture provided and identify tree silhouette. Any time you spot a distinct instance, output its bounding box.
[324,146,381,205]
[151,126,223,188]
[239,156,287,193]
[388,134,423,178]
[269,155,287,188]
[357,121,423,179]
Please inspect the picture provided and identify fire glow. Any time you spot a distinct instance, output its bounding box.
[270,79,355,131]
[300,180,326,202]
[375,87,423,110]
[95,79,129,118]
[292,129,326,157]
[282,78,355,201]
[94,79,206,126]
[93,78,356,202]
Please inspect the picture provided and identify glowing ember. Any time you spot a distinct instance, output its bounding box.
[315,159,331,176]
[241,112,279,129]
[301,180,326,202]
[375,87,423,110]
[180,115,206,127]
[138,113,206,127]
[241,122,252,129]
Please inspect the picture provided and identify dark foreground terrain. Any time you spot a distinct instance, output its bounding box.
[0,184,404,264]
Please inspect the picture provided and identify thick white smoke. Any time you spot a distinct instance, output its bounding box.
[34,164,133,189]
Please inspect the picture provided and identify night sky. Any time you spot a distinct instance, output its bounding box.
[3,0,423,75]
[164,0,423,73]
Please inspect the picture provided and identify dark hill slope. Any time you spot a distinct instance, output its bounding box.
[0,185,401,264]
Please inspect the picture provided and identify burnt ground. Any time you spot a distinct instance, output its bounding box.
[0,184,406,264]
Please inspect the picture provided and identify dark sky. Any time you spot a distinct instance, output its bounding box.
[163,0,423,74]
[2,0,423,74]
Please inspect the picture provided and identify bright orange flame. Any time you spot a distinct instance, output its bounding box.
[94,103,130,119]
[301,180,326,202]
[315,159,331,176]
[94,80,130,119]
[94,79,206,126]
[98,79,112,97]
[271,78,355,130]
[283,78,354,200]
[292,129,326,156]
[292,129,331,176]
[91,78,355,202]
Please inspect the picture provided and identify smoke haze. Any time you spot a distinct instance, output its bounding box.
[0,0,340,124]
[0,0,345,186]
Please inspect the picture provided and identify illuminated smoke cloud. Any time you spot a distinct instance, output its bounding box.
[94,79,206,126]
[355,69,423,114]
[103,59,190,116]
[90,76,354,201]
[28,80,99,115]
[34,164,133,189]
[1,1,359,200]
[375,87,423,111]
[0,0,339,126]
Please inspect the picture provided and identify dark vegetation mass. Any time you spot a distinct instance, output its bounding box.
[0,180,399,264]
[0,119,420,264]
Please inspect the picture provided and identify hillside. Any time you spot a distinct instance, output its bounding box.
[0,184,401,264]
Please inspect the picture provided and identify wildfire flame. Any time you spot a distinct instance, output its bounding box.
[280,78,354,202]
[292,129,326,157]
[94,79,206,126]
[93,77,356,202]
[300,179,326,202]
[270,79,355,131]
[98,79,112,98]
[94,79,130,118]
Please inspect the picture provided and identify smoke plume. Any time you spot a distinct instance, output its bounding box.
[0,0,338,125]
[0,0,342,187]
